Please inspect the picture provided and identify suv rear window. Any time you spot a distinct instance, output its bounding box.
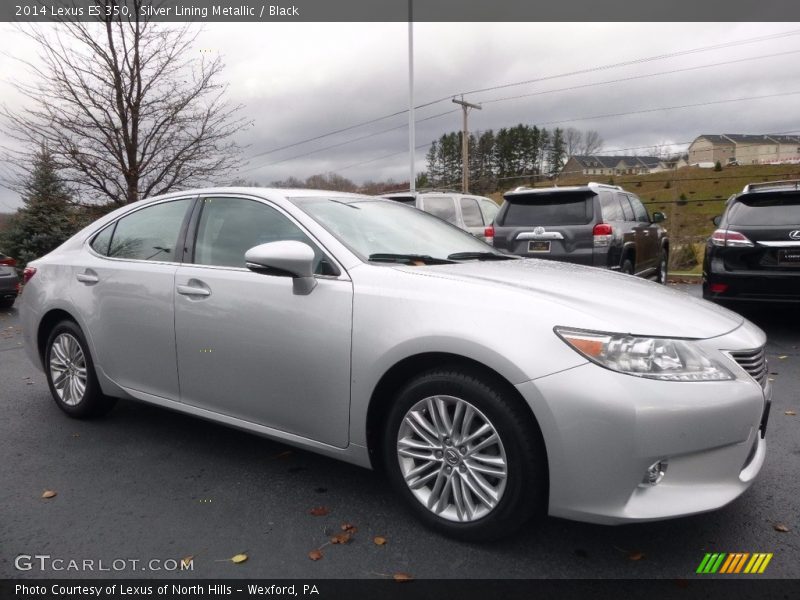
[728,194,800,225]
[498,192,594,226]
[383,195,416,206]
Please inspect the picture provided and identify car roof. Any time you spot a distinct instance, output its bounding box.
[150,187,374,201]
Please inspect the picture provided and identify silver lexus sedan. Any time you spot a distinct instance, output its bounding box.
[20,189,771,540]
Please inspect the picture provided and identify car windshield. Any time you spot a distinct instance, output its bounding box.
[728,194,800,226]
[291,197,500,262]
[498,192,595,226]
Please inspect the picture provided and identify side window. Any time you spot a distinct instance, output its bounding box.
[459,197,484,227]
[90,223,115,256]
[193,197,336,275]
[619,194,635,221]
[422,196,458,225]
[629,196,650,223]
[598,191,624,222]
[479,199,499,225]
[107,199,191,261]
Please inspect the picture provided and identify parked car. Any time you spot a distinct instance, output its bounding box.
[0,264,20,309]
[21,189,769,540]
[0,252,17,267]
[491,183,669,282]
[703,180,800,304]
[381,190,499,241]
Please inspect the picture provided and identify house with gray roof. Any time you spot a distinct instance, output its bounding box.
[561,155,670,178]
[688,134,800,166]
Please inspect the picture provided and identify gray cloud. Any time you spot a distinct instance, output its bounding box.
[2,21,799,210]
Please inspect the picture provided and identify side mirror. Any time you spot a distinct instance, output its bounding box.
[651,212,666,223]
[712,215,722,227]
[245,241,317,295]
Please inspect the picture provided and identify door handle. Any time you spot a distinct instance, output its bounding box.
[76,272,99,284]
[177,284,211,297]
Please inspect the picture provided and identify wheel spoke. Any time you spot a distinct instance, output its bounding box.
[426,468,448,511]
[460,422,492,447]
[469,432,499,455]
[406,464,441,489]
[462,467,497,508]
[404,415,439,448]
[465,457,507,479]
[425,397,446,439]
[450,472,468,520]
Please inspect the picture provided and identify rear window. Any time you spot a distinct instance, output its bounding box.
[384,195,416,206]
[498,192,595,226]
[728,194,800,226]
[422,196,458,225]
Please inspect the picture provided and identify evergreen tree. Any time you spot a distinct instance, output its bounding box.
[0,145,80,267]
[549,128,567,176]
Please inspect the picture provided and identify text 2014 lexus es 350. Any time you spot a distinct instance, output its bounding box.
[20,189,771,540]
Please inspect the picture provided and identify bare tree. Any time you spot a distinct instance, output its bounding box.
[563,127,583,157]
[580,130,604,156]
[1,1,249,206]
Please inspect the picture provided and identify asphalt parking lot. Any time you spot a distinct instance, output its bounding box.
[1,283,798,580]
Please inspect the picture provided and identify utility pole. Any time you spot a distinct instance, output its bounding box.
[408,4,415,192]
[452,96,481,193]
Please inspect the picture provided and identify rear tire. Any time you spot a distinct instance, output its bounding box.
[0,298,14,310]
[383,368,547,541]
[621,258,634,276]
[655,251,668,284]
[44,320,117,418]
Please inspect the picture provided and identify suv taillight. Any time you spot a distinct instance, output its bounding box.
[710,229,754,247]
[484,225,494,245]
[592,223,612,247]
[22,267,37,285]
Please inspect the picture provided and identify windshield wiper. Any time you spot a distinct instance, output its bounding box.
[447,251,514,261]
[368,253,455,265]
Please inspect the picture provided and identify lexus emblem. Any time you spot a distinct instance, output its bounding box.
[533,226,546,235]
[790,230,800,240]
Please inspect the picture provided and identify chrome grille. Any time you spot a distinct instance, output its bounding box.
[729,347,768,386]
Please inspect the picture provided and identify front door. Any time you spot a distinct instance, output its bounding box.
[173,196,353,448]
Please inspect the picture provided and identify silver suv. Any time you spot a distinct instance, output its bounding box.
[381,190,499,241]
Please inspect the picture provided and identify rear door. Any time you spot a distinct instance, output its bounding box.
[420,195,460,227]
[627,194,659,273]
[492,191,596,265]
[722,193,800,277]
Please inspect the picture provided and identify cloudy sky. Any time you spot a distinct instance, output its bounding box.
[1,21,799,210]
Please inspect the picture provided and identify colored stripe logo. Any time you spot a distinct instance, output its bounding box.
[696,552,773,574]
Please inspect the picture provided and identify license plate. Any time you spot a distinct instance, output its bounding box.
[777,249,800,265]
[528,241,550,253]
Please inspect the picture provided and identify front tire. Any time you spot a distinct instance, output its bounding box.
[621,258,634,276]
[383,368,547,541]
[44,320,116,418]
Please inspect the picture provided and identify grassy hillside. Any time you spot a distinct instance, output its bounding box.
[489,164,800,272]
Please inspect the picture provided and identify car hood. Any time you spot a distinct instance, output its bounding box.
[397,259,744,339]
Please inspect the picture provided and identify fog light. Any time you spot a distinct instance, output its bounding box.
[640,460,668,487]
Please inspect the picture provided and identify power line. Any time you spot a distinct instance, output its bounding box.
[242,28,800,162]
[242,52,800,175]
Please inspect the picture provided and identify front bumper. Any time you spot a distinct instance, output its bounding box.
[518,321,770,524]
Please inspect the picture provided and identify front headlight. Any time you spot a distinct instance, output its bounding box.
[555,327,734,381]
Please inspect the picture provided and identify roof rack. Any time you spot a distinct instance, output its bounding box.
[742,180,800,193]
[381,187,462,195]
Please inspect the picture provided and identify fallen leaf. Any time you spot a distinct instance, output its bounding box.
[41,490,57,499]
[308,550,323,561]
[230,553,248,564]
[309,506,330,516]
[393,572,413,582]
[332,532,352,544]
[773,523,790,533]
[785,410,797,416]
[778,355,788,360]
[373,536,387,546]
[628,551,645,561]
[181,555,194,566]
[341,522,356,531]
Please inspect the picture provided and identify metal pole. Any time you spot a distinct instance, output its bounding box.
[408,7,415,192]
[452,96,481,193]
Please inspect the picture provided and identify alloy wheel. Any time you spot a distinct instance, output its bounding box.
[49,333,88,406]
[396,395,508,522]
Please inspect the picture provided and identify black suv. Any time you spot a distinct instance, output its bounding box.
[703,180,800,304]
[491,183,669,282]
